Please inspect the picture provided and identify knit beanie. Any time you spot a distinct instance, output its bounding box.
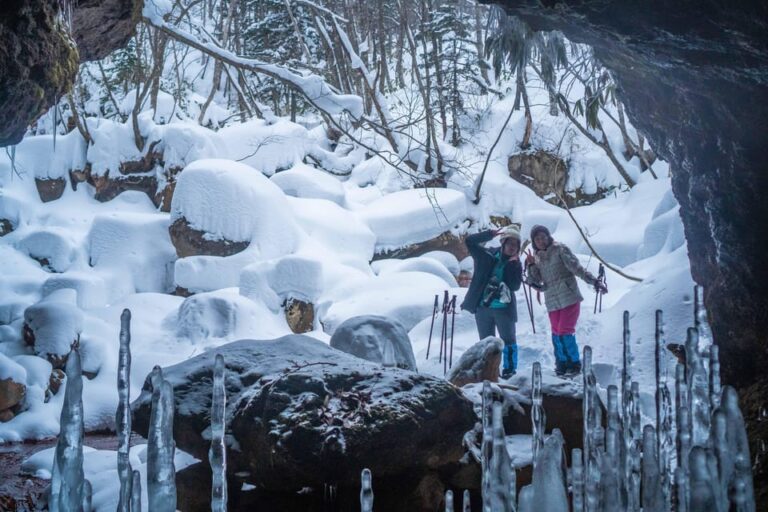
[499,225,521,243]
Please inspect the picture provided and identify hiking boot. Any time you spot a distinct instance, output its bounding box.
[502,368,516,379]
[555,362,566,376]
[564,361,582,376]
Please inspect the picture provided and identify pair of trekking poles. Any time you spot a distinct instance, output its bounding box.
[426,291,457,375]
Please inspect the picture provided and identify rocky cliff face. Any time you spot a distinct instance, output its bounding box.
[0,0,139,146]
[488,0,768,503]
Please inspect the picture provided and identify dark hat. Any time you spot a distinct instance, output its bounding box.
[530,225,551,240]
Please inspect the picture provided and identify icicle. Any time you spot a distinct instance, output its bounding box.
[489,402,516,511]
[210,354,228,512]
[49,349,85,512]
[147,367,176,512]
[531,362,544,466]
[654,309,673,506]
[709,345,721,412]
[641,426,665,512]
[711,410,732,511]
[675,467,689,512]
[360,468,374,512]
[677,406,692,475]
[606,385,620,433]
[600,427,621,512]
[688,447,717,511]
[675,364,691,473]
[621,312,633,429]
[117,309,133,512]
[685,328,710,445]
[517,486,533,512]
[462,489,471,512]
[721,387,755,512]
[582,346,601,512]
[83,479,92,512]
[571,448,584,512]
[445,490,454,512]
[131,469,142,512]
[481,381,493,512]
[531,429,568,512]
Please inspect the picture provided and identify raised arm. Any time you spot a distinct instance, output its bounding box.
[558,244,597,286]
[464,230,495,259]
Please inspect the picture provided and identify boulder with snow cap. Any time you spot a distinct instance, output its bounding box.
[131,335,475,493]
[169,159,300,259]
[330,315,418,371]
[15,228,79,273]
[22,289,83,369]
[447,337,504,387]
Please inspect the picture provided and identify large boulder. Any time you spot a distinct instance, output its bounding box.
[447,337,504,387]
[169,217,249,259]
[329,315,418,371]
[132,336,475,494]
[23,290,83,369]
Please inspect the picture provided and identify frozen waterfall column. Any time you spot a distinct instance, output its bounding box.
[117,309,133,512]
[147,366,177,512]
[210,354,228,512]
[49,348,89,512]
[360,468,373,512]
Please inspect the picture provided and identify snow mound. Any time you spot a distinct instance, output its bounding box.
[240,255,323,309]
[421,251,461,276]
[23,289,83,358]
[15,228,80,272]
[0,352,27,383]
[8,131,87,180]
[289,197,376,263]
[320,271,452,333]
[359,188,468,251]
[376,257,458,287]
[222,119,315,176]
[270,163,346,205]
[637,189,685,259]
[88,212,176,293]
[170,159,300,257]
[174,251,255,293]
[42,270,132,309]
[175,288,282,343]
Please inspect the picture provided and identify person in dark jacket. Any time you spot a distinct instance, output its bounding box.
[460,225,523,378]
[525,225,607,376]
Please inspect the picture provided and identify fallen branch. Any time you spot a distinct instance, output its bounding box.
[472,103,515,204]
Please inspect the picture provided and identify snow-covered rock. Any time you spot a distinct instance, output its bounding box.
[446,336,504,387]
[23,289,83,368]
[131,335,475,492]
[329,315,418,371]
[15,228,80,273]
[88,212,176,293]
[375,257,458,287]
[271,163,346,205]
[359,188,468,252]
[421,251,461,277]
[170,159,300,256]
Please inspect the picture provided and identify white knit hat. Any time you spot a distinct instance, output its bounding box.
[499,224,521,243]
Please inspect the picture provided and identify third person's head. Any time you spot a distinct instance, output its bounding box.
[530,225,553,251]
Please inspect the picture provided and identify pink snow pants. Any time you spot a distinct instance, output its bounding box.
[548,302,581,335]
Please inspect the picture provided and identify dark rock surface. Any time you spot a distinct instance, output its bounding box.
[0,0,141,147]
[0,1,79,146]
[487,1,768,501]
[71,0,140,62]
[329,315,418,371]
[0,219,14,237]
[447,336,503,387]
[373,231,469,262]
[132,336,475,495]
[34,178,67,203]
[169,217,250,258]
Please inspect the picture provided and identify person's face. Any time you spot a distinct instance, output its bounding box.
[502,239,520,257]
[458,271,472,287]
[533,232,550,251]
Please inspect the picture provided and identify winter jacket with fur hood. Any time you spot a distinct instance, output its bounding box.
[526,242,597,312]
[460,230,523,316]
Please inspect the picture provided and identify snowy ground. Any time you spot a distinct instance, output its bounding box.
[0,38,696,509]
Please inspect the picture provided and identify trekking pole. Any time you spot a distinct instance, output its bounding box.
[522,268,536,334]
[441,290,450,374]
[594,263,606,314]
[438,290,449,364]
[448,295,457,369]
[426,294,439,360]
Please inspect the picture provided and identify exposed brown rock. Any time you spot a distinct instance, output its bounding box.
[34,178,67,203]
[508,150,607,207]
[48,368,65,398]
[285,298,314,334]
[89,170,160,204]
[71,0,141,62]
[0,219,13,237]
[0,409,14,423]
[169,217,250,258]
[373,231,469,262]
[0,378,26,411]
